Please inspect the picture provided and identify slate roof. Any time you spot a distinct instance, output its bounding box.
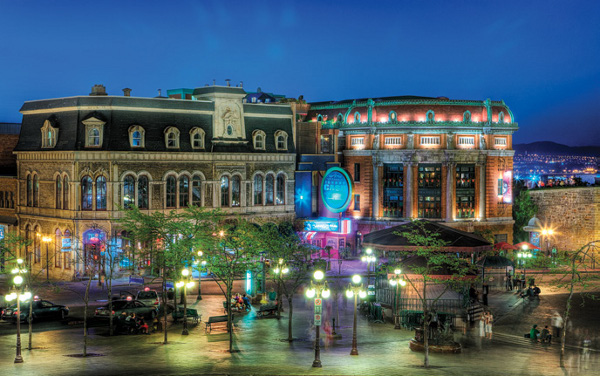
[16,96,295,153]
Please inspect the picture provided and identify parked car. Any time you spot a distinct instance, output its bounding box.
[136,289,159,307]
[2,299,69,322]
[94,299,158,321]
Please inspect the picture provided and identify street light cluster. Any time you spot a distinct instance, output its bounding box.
[178,268,195,335]
[388,269,406,329]
[5,258,31,364]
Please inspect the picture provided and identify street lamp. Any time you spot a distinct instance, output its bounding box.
[541,228,555,256]
[177,268,195,335]
[306,270,330,368]
[41,235,52,282]
[388,269,407,329]
[517,245,533,288]
[273,259,290,318]
[346,274,366,355]
[361,248,377,285]
[194,251,207,301]
[5,259,31,364]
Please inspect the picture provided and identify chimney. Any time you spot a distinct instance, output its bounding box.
[158,89,162,97]
[225,79,231,87]
[122,88,132,97]
[89,84,107,96]
[240,81,243,88]
[213,79,216,86]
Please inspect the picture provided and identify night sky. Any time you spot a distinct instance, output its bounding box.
[1,0,599,146]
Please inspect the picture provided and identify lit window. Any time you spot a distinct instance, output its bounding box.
[124,175,135,209]
[276,174,285,205]
[384,137,401,145]
[96,176,107,210]
[220,176,230,207]
[254,175,263,205]
[420,136,441,145]
[81,176,93,211]
[495,137,507,146]
[83,116,106,148]
[41,120,58,148]
[164,127,180,149]
[89,128,100,146]
[190,128,205,149]
[253,130,266,150]
[458,137,475,146]
[351,137,365,146]
[129,125,145,148]
[275,130,288,151]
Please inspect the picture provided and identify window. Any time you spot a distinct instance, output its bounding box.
[124,175,135,209]
[81,176,93,210]
[179,176,190,207]
[275,131,288,151]
[54,229,62,268]
[96,176,107,210]
[354,112,361,123]
[164,127,180,149]
[265,174,274,205]
[420,136,441,145]
[458,136,475,146]
[63,176,69,210]
[456,165,475,219]
[33,174,39,207]
[337,114,343,123]
[254,175,263,205]
[190,128,205,149]
[88,128,101,146]
[384,137,401,146]
[351,137,364,146]
[253,130,266,150]
[27,174,32,207]
[320,135,333,153]
[128,126,145,148]
[463,111,471,123]
[191,176,202,206]
[389,111,397,122]
[231,176,241,207]
[498,111,505,124]
[276,174,285,205]
[83,116,106,148]
[63,230,71,269]
[166,176,177,208]
[354,194,360,211]
[426,110,435,123]
[418,164,441,219]
[495,137,507,146]
[34,226,41,264]
[354,163,360,182]
[41,120,58,148]
[220,176,229,207]
[138,176,149,209]
[55,176,62,209]
[317,115,323,122]
[383,164,403,218]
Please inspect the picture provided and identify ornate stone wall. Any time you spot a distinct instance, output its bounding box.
[529,187,600,252]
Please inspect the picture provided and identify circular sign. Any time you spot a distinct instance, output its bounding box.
[320,167,352,213]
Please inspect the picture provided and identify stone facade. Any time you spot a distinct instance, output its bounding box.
[529,187,600,252]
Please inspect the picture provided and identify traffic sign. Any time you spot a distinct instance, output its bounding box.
[315,298,322,306]
[315,306,322,314]
[314,314,322,326]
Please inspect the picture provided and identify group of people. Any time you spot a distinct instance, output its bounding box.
[520,285,541,299]
[478,311,494,339]
[529,312,563,344]
[231,293,251,312]
[117,312,150,334]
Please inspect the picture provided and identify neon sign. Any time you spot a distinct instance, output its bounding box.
[498,171,512,203]
[321,167,353,213]
[304,219,339,232]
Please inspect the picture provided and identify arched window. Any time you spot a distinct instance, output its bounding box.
[88,128,101,146]
[389,111,397,122]
[124,175,135,209]
[166,176,176,208]
[54,229,62,268]
[138,176,148,209]
[63,229,72,269]
[179,176,189,207]
[190,128,205,149]
[41,120,58,148]
[265,174,274,205]
[25,225,31,261]
[33,174,39,207]
[317,114,323,122]
[354,112,361,123]
[164,127,180,149]
[220,176,230,207]
[34,226,41,264]
[426,110,435,123]
[63,176,69,210]
[191,176,202,206]
[96,176,107,210]
[498,111,505,123]
[463,111,471,123]
[27,174,32,207]
[254,175,263,205]
[275,130,288,151]
[231,176,240,207]
[253,130,266,150]
[276,174,285,205]
[55,176,62,209]
[129,125,145,148]
[81,176,93,211]
[132,131,142,146]
[337,113,343,123]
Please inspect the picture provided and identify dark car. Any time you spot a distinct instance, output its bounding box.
[94,299,158,321]
[2,299,69,323]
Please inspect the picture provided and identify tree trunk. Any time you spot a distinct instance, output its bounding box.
[163,266,168,345]
[27,298,33,350]
[288,297,294,342]
[423,280,429,368]
[560,261,576,367]
[83,274,93,357]
[227,283,233,352]
[277,280,282,319]
[108,265,113,336]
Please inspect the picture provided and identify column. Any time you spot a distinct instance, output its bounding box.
[372,160,379,219]
[404,162,413,219]
[478,164,486,220]
[446,163,455,221]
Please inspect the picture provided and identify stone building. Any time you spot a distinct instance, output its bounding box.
[0,123,19,270]
[14,84,296,280]
[295,95,518,253]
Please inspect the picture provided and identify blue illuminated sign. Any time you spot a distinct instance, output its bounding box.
[320,167,352,213]
[0,225,5,240]
[304,219,339,232]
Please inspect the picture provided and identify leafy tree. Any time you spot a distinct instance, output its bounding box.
[512,190,537,243]
[398,220,476,368]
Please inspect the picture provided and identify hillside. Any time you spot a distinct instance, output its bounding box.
[513,141,600,156]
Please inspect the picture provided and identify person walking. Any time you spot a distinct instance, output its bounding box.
[484,311,494,339]
[478,313,485,338]
[551,311,563,339]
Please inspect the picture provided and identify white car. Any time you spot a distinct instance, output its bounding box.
[136,289,159,307]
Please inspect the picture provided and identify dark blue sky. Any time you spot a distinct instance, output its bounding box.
[1,0,599,146]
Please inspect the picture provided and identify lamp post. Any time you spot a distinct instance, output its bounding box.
[361,248,376,286]
[177,268,194,335]
[194,251,207,301]
[273,259,289,319]
[41,236,52,282]
[541,229,554,257]
[388,269,406,329]
[346,274,366,355]
[306,270,330,368]
[517,245,533,288]
[6,259,31,364]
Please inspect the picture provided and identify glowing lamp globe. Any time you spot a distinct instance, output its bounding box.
[314,270,324,281]
[306,289,316,298]
[181,269,190,277]
[13,275,23,285]
[389,280,397,286]
[346,290,354,298]
[352,275,361,284]
[394,269,402,275]
[359,291,367,299]
[322,289,331,299]
[400,280,407,286]
[274,268,280,275]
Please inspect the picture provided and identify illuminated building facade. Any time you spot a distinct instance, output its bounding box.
[296,95,518,253]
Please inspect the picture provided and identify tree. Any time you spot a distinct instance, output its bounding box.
[513,189,538,243]
[398,220,476,368]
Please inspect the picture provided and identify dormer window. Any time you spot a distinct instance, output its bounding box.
[164,126,180,149]
[275,130,288,151]
[82,116,106,148]
[252,97,257,103]
[498,111,505,123]
[253,130,266,150]
[354,112,361,123]
[190,127,205,149]
[463,111,471,123]
[389,111,397,122]
[426,110,435,123]
[41,119,58,148]
[128,125,145,148]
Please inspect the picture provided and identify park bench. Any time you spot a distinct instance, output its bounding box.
[172,306,200,324]
[256,304,278,317]
[205,314,233,333]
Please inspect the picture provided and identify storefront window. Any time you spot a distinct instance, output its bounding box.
[456,164,475,218]
[418,164,441,218]
[383,164,403,217]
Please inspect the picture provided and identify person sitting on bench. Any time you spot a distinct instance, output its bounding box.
[242,293,251,311]
[540,325,552,343]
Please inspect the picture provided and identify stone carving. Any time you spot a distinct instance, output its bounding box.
[480,135,486,150]
[373,134,380,150]
[407,133,414,149]
[447,133,455,149]
[215,100,243,139]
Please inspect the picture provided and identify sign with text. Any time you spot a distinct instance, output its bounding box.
[304,219,339,232]
[0,225,5,240]
[320,167,353,213]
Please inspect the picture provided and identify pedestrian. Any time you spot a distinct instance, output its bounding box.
[551,311,563,339]
[505,274,513,291]
[478,313,485,338]
[485,311,494,339]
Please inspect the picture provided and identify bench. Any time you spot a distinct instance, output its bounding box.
[172,307,200,324]
[205,314,233,333]
[257,304,278,317]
